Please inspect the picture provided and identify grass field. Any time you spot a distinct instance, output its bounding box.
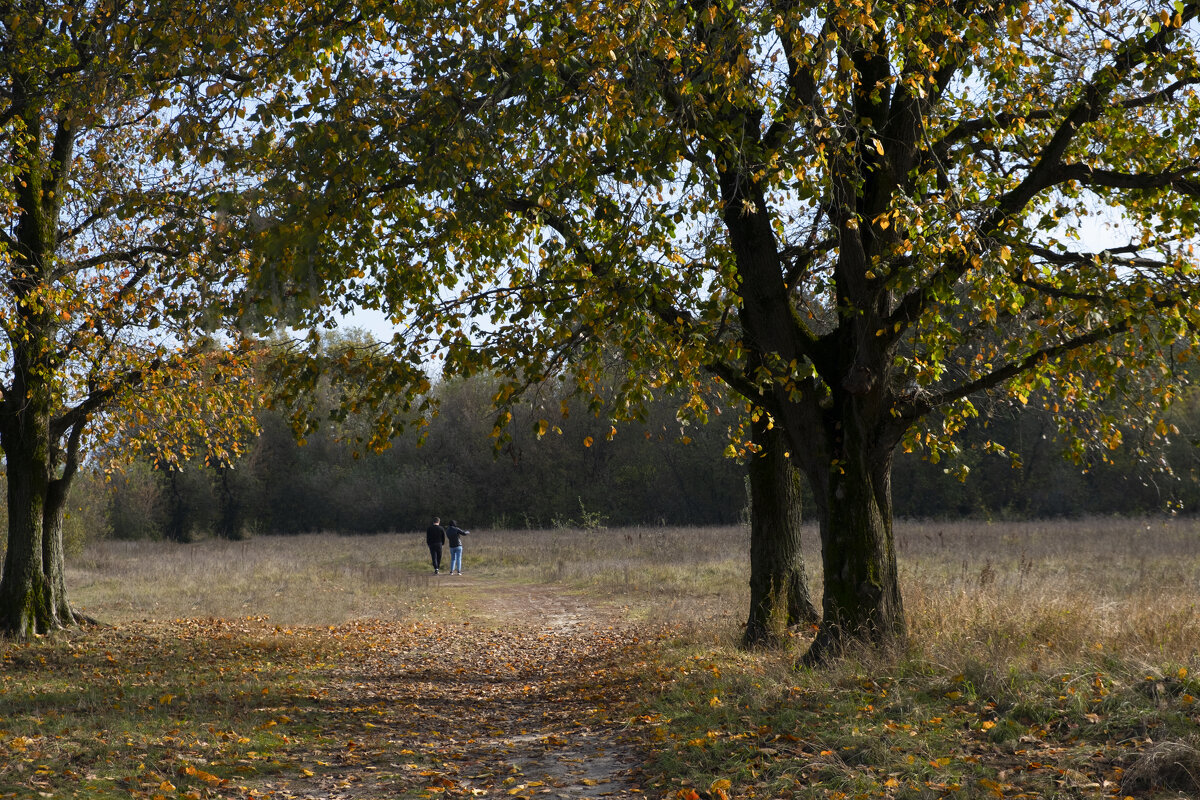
[3,518,1200,799]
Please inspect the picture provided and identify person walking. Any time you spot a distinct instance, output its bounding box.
[426,517,446,574]
[445,520,470,575]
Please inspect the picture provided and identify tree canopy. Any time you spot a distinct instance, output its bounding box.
[0,0,359,638]
[247,0,1200,658]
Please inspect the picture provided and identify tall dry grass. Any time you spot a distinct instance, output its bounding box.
[897,517,1200,670]
[67,517,1200,670]
[68,534,431,625]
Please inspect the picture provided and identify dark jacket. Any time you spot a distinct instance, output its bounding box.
[426,524,445,546]
[446,525,468,547]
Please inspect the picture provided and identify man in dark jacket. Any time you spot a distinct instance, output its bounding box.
[445,520,470,575]
[426,517,446,574]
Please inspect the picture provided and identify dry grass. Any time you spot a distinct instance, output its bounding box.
[32,518,1200,799]
[68,534,431,625]
[69,516,1200,667]
[897,517,1200,670]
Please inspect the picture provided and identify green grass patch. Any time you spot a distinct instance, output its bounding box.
[631,638,1200,799]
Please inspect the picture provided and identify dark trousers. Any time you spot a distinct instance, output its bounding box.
[428,543,442,571]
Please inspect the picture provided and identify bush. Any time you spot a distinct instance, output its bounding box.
[63,471,110,556]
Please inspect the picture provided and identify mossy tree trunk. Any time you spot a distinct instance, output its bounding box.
[0,330,61,637]
[0,82,77,639]
[41,423,86,628]
[743,414,819,648]
[0,417,53,638]
[800,413,905,666]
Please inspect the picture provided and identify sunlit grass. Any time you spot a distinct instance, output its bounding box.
[67,517,1200,665]
[14,517,1200,799]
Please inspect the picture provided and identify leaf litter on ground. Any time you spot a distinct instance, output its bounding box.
[0,587,655,800]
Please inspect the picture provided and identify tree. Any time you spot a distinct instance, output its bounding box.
[0,0,351,638]
[255,0,1200,661]
[744,413,819,647]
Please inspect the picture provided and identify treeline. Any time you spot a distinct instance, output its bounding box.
[18,376,1200,545]
[103,375,748,539]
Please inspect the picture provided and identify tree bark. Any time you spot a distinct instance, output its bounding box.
[743,414,819,648]
[0,87,78,639]
[800,415,905,666]
[42,479,77,628]
[42,422,85,629]
[0,374,57,637]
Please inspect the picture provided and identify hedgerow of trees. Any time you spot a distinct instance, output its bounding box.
[72,369,1200,543]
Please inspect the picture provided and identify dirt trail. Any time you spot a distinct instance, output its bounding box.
[277,576,654,799]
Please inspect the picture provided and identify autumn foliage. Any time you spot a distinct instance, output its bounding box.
[250,0,1200,660]
[0,0,368,637]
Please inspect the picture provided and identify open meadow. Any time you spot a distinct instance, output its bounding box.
[3,518,1200,799]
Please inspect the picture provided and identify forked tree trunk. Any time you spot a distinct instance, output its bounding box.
[743,415,819,648]
[0,84,82,639]
[801,423,905,666]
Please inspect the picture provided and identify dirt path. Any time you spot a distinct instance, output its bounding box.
[273,576,655,799]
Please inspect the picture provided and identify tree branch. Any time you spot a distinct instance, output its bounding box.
[1059,163,1200,195]
[888,7,1200,339]
[899,293,1187,419]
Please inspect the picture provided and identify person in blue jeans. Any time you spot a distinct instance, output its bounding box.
[445,521,470,575]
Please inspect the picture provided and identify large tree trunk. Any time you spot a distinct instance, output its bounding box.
[720,159,906,665]
[0,94,76,638]
[743,415,819,648]
[43,441,82,629]
[801,419,905,665]
[0,384,57,638]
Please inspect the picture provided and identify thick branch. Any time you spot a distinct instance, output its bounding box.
[1059,163,1200,195]
[761,10,828,153]
[50,358,160,441]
